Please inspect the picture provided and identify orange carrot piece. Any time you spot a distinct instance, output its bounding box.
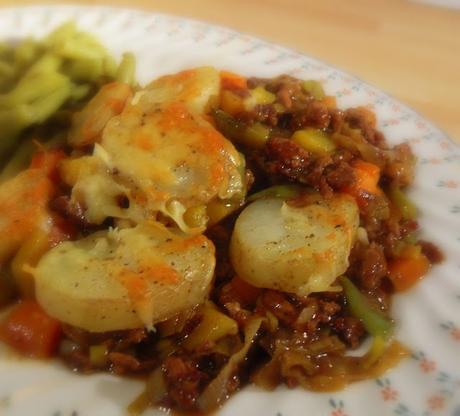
[388,248,430,292]
[220,70,248,91]
[0,301,62,358]
[322,96,337,109]
[343,159,381,199]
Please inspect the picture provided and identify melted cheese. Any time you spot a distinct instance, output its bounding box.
[63,67,244,231]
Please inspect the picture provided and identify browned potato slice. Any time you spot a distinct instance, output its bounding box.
[35,222,215,332]
[230,195,359,295]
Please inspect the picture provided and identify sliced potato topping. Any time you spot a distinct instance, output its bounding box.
[35,222,215,332]
[230,194,359,295]
[63,67,244,232]
[0,168,55,264]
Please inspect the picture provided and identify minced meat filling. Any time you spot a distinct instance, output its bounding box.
[53,72,441,413]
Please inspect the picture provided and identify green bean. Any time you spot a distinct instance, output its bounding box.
[69,83,91,101]
[0,43,14,63]
[0,61,16,79]
[0,137,36,182]
[1,71,68,106]
[45,21,78,47]
[66,58,103,82]
[54,38,105,61]
[14,38,41,69]
[28,80,71,123]
[116,52,136,85]
[0,105,33,158]
[0,41,10,56]
[0,21,137,164]
[26,53,62,76]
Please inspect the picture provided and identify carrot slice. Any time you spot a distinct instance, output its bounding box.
[388,247,430,292]
[343,160,382,208]
[220,70,248,91]
[0,301,62,358]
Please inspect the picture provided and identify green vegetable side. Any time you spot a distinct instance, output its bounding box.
[0,21,136,170]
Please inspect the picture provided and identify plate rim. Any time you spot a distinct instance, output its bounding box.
[0,5,459,416]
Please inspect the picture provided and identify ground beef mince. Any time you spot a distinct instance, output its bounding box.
[383,143,416,186]
[355,242,389,290]
[43,70,441,414]
[163,356,209,410]
[289,100,331,130]
[263,137,356,196]
[419,240,444,264]
[344,106,386,148]
[332,316,366,348]
[264,137,312,182]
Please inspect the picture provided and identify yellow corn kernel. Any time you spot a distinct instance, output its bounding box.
[183,303,238,351]
[292,128,336,155]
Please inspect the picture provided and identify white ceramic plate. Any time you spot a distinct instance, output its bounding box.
[0,5,459,416]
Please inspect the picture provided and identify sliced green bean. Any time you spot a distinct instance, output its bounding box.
[0,137,36,181]
[54,38,104,61]
[69,83,91,101]
[0,20,138,166]
[66,57,103,82]
[0,105,33,158]
[26,53,62,76]
[0,60,15,76]
[28,80,72,123]
[14,38,41,69]
[3,71,68,105]
[45,21,78,47]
